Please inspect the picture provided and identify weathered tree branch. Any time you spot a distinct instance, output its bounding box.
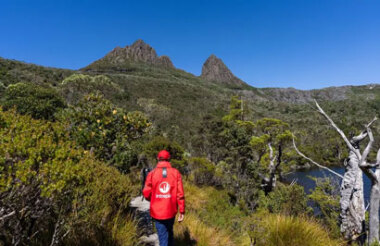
[352,131,368,143]
[314,100,361,158]
[359,127,378,183]
[366,117,378,129]
[292,136,344,179]
[0,211,16,221]
[268,143,276,169]
[360,163,379,168]
[362,127,374,161]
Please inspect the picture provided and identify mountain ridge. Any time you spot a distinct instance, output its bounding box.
[1,55,378,93]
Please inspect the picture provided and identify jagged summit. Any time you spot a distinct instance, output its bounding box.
[82,39,174,71]
[201,55,246,86]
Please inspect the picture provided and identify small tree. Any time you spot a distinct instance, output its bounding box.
[250,118,293,194]
[308,177,341,238]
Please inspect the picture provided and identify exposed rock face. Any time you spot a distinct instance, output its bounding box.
[83,39,174,70]
[201,55,246,86]
[156,55,174,68]
[106,40,157,64]
[257,86,351,103]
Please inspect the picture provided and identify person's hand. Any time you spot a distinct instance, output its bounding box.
[178,213,184,223]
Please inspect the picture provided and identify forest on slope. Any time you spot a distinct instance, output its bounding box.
[0,40,379,245]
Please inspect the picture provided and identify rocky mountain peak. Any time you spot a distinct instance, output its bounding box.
[130,39,148,48]
[83,39,174,71]
[156,55,174,68]
[201,55,246,86]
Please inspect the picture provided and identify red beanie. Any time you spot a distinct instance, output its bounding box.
[157,150,171,160]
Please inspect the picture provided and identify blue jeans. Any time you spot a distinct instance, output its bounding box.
[154,217,175,246]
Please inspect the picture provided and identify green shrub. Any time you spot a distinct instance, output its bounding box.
[59,93,151,173]
[143,136,186,172]
[308,177,341,238]
[258,183,311,216]
[188,157,216,186]
[0,108,138,246]
[184,181,246,243]
[59,74,124,104]
[0,81,5,96]
[2,82,65,120]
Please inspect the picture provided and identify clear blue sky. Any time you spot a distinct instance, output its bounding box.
[0,0,379,89]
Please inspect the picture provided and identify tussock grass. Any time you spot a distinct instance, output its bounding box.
[111,213,139,246]
[173,182,249,245]
[253,213,344,246]
[183,181,211,210]
[174,213,235,246]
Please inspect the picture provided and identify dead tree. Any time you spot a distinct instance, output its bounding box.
[357,127,380,244]
[293,100,378,244]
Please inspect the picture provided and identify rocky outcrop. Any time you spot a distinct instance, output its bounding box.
[258,86,352,103]
[83,39,174,71]
[201,55,246,86]
[156,55,174,68]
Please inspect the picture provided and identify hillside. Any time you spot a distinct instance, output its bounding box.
[1,40,380,166]
[2,40,379,246]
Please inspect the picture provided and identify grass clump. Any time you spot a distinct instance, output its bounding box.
[178,181,248,245]
[174,213,235,246]
[251,213,344,246]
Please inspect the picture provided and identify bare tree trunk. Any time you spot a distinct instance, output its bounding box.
[355,127,380,245]
[340,151,365,242]
[369,169,380,245]
[361,141,380,245]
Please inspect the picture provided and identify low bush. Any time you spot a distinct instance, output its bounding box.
[183,181,246,243]
[0,108,139,246]
[308,177,340,238]
[188,157,216,186]
[143,136,186,172]
[258,182,311,216]
[59,74,124,105]
[58,93,151,173]
[2,82,65,120]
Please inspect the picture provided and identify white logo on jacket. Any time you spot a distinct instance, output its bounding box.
[159,182,170,193]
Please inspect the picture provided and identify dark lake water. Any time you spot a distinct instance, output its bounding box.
[285,166,372,204]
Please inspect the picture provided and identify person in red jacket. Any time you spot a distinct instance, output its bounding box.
[143,150,185,246]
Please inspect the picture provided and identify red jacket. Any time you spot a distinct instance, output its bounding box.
[143,161,185,220]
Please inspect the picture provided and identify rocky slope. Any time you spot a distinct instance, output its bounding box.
[82,39,174,72]
[201,54,246,87]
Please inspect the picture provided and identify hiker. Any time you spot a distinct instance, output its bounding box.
[143,150,185,246]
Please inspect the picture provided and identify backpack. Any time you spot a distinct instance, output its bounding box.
[141,167,152,195]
